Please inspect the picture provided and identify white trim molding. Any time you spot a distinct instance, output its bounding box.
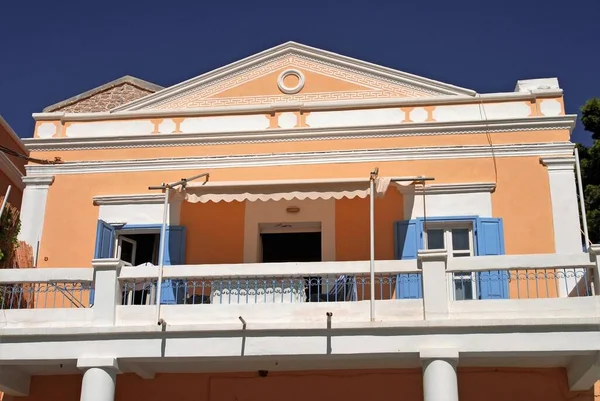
[277,69,305,94]
[26,142,574,176]
[540,156,576,171]
[25,115,577,152]
[21,176,55,187]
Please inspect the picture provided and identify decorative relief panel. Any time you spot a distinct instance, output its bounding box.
[146,54,442,110]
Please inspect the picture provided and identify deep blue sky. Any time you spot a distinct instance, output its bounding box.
[1,0,598,144]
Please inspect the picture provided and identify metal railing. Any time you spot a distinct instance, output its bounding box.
[0,281,92,309]
[119,273,419,305]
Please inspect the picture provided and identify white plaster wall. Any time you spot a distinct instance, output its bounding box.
[179,115,269,133]
[403,192,492,219]
[540,99,562,116]
[278,112,297,129]
[433,102,530,122]
[544,160,584,297]
[18,178,54,264]
[66,121,154,137]
[306,108,405,128]
[98,200,181,225]
[158,119,177,134]
[243,199,335,263]
[36,123,57,138]
[0,309,93,329]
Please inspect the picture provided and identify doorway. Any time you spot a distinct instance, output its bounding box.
[260,227,322,301]
[116,232,159,305]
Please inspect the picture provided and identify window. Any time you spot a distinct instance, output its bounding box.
[424,222,476,300]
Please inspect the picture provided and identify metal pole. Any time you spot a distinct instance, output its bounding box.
[150,172,209,325]
[574,148,590,250]
[154,186,170,324]
[0,185,12,218]
[369,169,378,322]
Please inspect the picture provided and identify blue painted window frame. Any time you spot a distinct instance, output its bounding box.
[395,215,508,300]
[91,222,187,305]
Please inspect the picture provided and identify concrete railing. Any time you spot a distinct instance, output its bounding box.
[0,247,598,327]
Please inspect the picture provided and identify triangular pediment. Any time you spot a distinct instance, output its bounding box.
[115,42,475,112]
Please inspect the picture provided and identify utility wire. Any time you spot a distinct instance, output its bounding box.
[0,144,63,165]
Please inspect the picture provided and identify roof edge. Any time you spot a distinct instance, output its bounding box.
[43,75,164,112]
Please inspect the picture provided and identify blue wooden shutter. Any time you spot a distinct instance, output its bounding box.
[475,218,509,299]
[394,220,423,299]
[91,220,116,304]
[160,226,187,305]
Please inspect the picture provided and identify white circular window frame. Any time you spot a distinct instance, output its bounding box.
[277,69,305,94]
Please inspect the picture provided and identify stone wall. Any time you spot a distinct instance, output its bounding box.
[53,83,153,113]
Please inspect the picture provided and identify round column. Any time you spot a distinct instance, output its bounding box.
[422,358,458,401]
[80,367,117,401]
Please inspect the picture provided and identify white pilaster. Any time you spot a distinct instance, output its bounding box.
[420,349,459,401]
[17,176,54,265]
[541,157,583,297]
[589,244,600,296]
[418,249,449,320]
[91,259,122,326]
[77,358,119,401]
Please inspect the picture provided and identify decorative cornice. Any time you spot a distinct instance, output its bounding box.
[93,194,165,205]
[32,91,564,123]
[22,176,54,187]
[0,153,24,191]
[25,142,574,176]
[540,156,576,171]
[396,182,496,194]
[23,115,576,152]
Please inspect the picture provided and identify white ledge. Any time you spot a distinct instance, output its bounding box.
[93,193,165,205]
[446,253,594,272]
[0,268,93,283]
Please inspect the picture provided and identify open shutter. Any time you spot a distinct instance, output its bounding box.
[91,220,116,305]
[476,218,509,299]
[160,226,187,305]
[394,220,423,299]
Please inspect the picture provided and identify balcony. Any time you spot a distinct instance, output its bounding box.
[1,247,598,329]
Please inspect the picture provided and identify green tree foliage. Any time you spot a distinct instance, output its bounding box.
[577,98,600,244]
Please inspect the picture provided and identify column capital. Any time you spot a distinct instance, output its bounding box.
[92,258,123,272]
[22,175,55,187]
[588,244,600,256]
[540,156,576,171]
[420,348,459,363]
[418,249,448,262]
[77,357,120,372]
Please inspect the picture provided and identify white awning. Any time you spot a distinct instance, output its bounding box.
[180,177,419,204]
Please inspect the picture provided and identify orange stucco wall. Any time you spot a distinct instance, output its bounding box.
[2,368,593,401]
[36,155,555,270]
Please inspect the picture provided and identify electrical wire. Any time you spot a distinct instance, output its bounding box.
[477,94,498,186]
[0,144,63,165]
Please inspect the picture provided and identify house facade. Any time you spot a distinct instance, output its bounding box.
[1,42,599,401]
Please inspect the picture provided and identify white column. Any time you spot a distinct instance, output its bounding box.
[541,157,583,297]
[17,176,54,265]
[589,244,600,296]
[91,259,122,326]
[77,358,119,401]
[420,349,459,401]
[418,249,449,320]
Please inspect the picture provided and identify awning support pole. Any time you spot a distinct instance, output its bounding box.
[369,168,379,322]
[149,172,209,325]
[0,185,12,218]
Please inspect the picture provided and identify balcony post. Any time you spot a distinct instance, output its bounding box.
[91,259,123,326]
[418,249,449,320]
[589,245,600,296]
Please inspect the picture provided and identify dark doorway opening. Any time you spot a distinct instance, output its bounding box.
[117,232,159,305]
[261,232,322,301]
